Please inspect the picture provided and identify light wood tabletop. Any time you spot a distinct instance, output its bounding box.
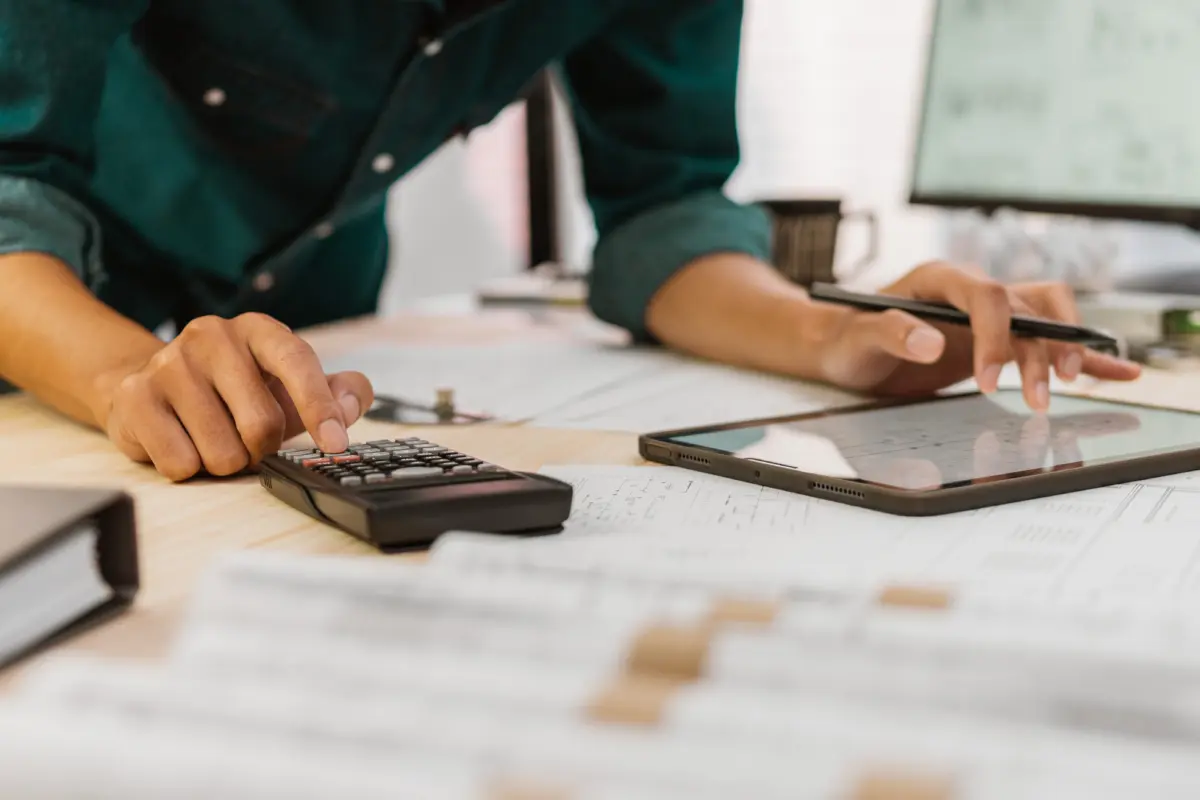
[2,305,1199,685]
[0,308,638,685]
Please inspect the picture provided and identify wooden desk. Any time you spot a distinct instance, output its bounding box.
[2,307,1198,683]
[0,309,638,684]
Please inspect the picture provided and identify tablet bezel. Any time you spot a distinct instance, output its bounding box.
[637,390,1200,516]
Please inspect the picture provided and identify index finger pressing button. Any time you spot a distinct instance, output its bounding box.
[238,314,347,451]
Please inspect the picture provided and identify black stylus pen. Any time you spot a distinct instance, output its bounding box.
[808,282,1121,355]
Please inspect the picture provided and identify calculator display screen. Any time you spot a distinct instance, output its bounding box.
[657,390,1200,491]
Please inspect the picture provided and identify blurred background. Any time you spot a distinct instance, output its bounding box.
[379,0,1200,313]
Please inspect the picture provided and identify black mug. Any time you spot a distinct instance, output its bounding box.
[758,198,879,287]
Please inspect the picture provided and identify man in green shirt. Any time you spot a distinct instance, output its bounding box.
[0,0,1139,480]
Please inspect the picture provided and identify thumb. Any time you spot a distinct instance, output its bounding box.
[846,309,946,365]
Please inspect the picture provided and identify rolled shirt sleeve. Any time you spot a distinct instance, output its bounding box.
[561,0,772,340]
[0,0,148,289]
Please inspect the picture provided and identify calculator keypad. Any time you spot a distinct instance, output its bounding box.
[277,438,504,488]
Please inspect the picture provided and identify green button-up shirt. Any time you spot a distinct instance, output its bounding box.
[0,0,771,338]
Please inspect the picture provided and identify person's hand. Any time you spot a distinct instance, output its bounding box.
[811,262,1141,409]
[95,313,373,481]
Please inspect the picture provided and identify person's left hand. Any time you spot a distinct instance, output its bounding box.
[812,262,1142,410]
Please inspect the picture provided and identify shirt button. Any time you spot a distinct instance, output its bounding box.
[203,88,227,107]
[422,38,444,57]
[314,221,335,240]
[252,272,275,292]
[372,153,395,174]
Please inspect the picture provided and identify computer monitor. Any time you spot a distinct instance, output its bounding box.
[910,0,1200,229]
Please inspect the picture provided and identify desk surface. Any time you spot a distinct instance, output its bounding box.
[2,307,1198,686]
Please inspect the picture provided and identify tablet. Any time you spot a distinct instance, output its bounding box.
[638,390,1200,516]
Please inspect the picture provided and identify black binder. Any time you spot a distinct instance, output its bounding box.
[0,487,139,669]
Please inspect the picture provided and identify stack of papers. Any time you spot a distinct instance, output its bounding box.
[322,341,864,431]
[322,341,666,424]
[8,463,1200,796]
[323,340,1083,433]
[540,465,1200,604]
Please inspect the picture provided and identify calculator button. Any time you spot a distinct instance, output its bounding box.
[390,467,444,479]
[389,448,418,457]
[301,457,332,468]
[364,453,391,463]
[363,472,388,484]
[367,440,395,446]
[339,476,363,487]
[450,465,475,474]
[478,464,503,472]
[331,454,361,464]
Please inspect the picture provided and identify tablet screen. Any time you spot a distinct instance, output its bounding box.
[656,391,1200,491]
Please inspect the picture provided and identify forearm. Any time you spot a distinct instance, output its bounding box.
[645,253,852,381]
[0,252,163,428]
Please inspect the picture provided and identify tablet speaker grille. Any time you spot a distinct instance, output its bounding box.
[810,481,864,499]
[680,453,711,466]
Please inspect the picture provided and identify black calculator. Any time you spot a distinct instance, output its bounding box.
[258,437,574,551]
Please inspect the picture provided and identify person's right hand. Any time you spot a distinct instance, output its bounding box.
[96,313,373,481]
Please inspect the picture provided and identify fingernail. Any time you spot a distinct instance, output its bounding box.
[905,328,944,361]
[1035,381,1050,410]
[979,364,1002,392]
[1060,353,1082,381]
[339,394,361,425]
[318,419,348,453]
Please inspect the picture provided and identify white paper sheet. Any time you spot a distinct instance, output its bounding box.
[10,658,868,799]
[21,652,1200,800]
[537,465,1200,608]
[159,549,1200,761]
[321,341,664,423]
[534,356,861,431]
[322,340,862,431]
[180,546,1200,691]
[323,335,1087,434]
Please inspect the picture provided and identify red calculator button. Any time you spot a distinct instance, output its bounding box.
[301,457,333,468]
[332,454,361,464]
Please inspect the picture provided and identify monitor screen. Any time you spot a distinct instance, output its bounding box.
[910,0,1200,221]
